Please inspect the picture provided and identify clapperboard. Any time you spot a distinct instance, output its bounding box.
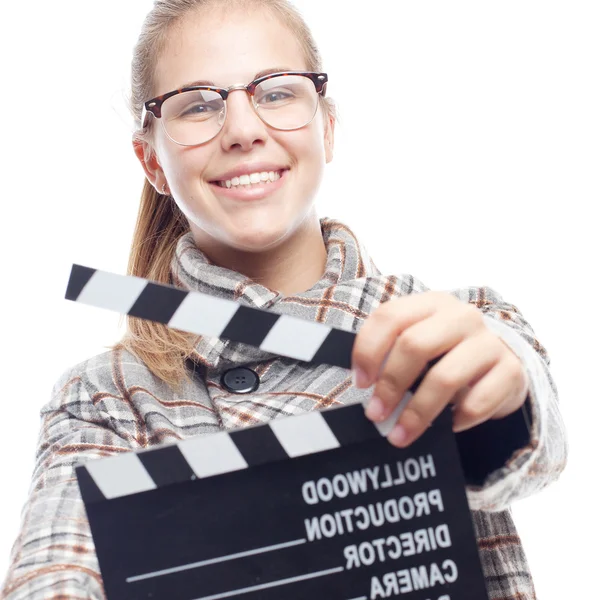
[66,265,490,600]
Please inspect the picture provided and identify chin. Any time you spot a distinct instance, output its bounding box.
[188,203,314,255]
[225,225,291,253]
[187,217,289,253]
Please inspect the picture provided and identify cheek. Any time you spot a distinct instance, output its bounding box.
[161,146,211,187]
[285,127,327,168]
[286,131,328,205]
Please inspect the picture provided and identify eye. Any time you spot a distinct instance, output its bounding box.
[186,104,210,114]
[257,89,294,105]
[180,101,221,117]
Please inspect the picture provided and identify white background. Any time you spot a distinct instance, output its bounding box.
[1,1,598,597]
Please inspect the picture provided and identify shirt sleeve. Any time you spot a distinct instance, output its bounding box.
[449,286,568,512]
[1,368,132,600]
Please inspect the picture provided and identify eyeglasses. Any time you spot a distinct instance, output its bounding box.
[141,71,328,146]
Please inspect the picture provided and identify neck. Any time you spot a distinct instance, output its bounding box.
[190,215,328,296]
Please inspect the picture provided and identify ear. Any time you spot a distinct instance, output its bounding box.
[132,136,167,192]
[324,111,335,164]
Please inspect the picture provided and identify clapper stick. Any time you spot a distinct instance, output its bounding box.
[66,264,357,368]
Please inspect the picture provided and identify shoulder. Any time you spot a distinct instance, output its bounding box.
[340,274,430,299]
[43,346,159,414]
[447,285,508,307]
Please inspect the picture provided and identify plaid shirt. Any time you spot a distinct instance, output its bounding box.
[1,218,567,599]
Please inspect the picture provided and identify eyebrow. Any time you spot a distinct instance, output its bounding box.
[180,67,292,88]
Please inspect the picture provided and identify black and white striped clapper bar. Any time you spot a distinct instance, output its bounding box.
[67,265,490,600]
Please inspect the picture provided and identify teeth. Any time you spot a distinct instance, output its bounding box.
[217,170,283,188]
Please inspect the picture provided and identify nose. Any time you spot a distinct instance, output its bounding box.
[219,88,269,152]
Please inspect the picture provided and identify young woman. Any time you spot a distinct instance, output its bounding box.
[1,0,567,598]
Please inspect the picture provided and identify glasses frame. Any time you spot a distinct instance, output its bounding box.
[140,71,328,145]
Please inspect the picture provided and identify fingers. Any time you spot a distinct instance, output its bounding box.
[452,355,528,431]
[351,297,436,388]
[386,332,503,447]
[352,295,481,389]
[363,310,480,422]
[351,292,528,449]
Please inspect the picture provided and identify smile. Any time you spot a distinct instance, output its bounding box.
[214,169,285,188]
[209,169,289,201]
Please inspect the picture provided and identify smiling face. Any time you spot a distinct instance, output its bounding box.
[135,6,334,257]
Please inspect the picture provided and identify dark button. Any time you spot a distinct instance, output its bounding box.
[220,367,260,394]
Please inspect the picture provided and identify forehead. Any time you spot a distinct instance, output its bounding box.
[154,8,308,95]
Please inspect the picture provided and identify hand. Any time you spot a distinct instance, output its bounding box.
[351,292,530,448]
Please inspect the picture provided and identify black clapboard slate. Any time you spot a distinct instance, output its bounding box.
[67,265,490,599]
[76,404,489,600]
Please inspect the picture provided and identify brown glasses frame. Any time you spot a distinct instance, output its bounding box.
[140,71,328,130]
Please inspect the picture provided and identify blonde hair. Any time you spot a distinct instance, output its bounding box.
[117,0,336,389]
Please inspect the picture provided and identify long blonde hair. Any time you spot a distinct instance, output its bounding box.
[117,0,336,389]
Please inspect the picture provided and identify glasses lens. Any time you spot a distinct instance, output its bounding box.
[254,75,318,130]
[161,89,225,145]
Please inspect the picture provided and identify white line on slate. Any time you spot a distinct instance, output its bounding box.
[191,567,345,600]
[126,538,307,583]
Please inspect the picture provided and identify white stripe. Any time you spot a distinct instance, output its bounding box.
[260,315,331,362]
[85,453,156,499]
[76,271,148,315]
[373,391,413,437]
[168,292,240,337]
[126,539,307,582]
[191,567,344,600]
[178,432,248,478]
[270,412,340,457]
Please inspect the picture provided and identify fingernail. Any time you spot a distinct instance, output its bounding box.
[389,424,408,446]
[365,396,385,421]
[352,368,370,389]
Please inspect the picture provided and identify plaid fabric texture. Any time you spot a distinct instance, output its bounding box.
[1,218,567,599]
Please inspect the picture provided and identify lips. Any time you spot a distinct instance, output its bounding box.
[213,169,286,188]
[208,167,289,200]
[210,163,290,184]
